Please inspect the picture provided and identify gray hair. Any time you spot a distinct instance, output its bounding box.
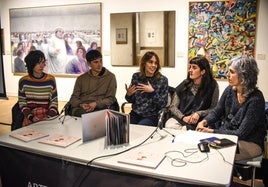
[229,55,259,98]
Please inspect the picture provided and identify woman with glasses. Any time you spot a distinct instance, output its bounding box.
[196,55,266,161]
[18,50,59,126]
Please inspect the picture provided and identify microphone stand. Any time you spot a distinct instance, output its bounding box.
[59,102,76,124]
[60,113,67,125]
[152,108,176,139]
[58,107,66,124]
[159,126,175,138]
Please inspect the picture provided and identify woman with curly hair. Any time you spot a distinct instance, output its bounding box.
[196,56,266,161]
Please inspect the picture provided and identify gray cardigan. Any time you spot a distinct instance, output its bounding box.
[206,86,266,150]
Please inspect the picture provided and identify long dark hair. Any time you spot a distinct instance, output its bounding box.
[180,55,217,108]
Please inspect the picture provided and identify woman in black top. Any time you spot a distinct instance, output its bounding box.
[165,55,219,130]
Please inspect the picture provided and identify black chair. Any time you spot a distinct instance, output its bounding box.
[108,99,120,111]
[121,102,131,114]
[11,102,24,131]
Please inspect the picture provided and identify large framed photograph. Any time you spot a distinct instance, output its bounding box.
[10,3,101,77]
[188,0,257,80]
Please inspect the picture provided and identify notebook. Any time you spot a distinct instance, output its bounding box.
[9,128,48,142]
[39,134,81,148]
[117,149,166,169]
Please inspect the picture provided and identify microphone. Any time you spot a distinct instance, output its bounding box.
[157,108,175,138]
[157,109,165,130]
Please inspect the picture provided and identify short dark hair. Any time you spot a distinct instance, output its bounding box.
[86,50,102,62]
[24,50,45,76]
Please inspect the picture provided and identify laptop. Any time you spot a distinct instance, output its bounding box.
[81,110,107,143]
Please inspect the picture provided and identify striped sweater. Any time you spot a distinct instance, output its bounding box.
[18,73,58,122]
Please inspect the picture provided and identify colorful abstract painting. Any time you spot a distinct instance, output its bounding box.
[188,0,257,79]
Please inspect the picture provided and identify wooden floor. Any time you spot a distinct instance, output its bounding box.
[0,97,265,187]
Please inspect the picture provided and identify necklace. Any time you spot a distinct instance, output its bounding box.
[191,84,199,95]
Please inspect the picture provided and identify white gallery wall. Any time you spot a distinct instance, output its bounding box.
[0,0,268,104]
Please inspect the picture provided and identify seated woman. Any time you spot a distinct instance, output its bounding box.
[165,55,219,130]
[18,50,59,126]
[125,51,169,126]
[196,56,267,161]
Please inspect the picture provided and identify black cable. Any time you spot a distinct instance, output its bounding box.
[214,149,242,179]
[74,126,161,187]
[0,106,68,128]
[0,122,11,126]
[20,112,72,126]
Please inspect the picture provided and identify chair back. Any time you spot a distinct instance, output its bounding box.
[108,100,120,111]
[11,102,24,131]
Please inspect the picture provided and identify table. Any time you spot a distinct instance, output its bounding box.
[0,116,238,187]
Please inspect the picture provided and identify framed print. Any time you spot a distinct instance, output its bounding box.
[116,28,127,44]
[10,3,101,77]
[188,0,258,79]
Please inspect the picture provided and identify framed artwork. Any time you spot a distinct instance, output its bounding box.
[116,28,127,44]
[188,0,258,79]
[10,3,101,77]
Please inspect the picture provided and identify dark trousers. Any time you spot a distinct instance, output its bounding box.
[129,111,158,127]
